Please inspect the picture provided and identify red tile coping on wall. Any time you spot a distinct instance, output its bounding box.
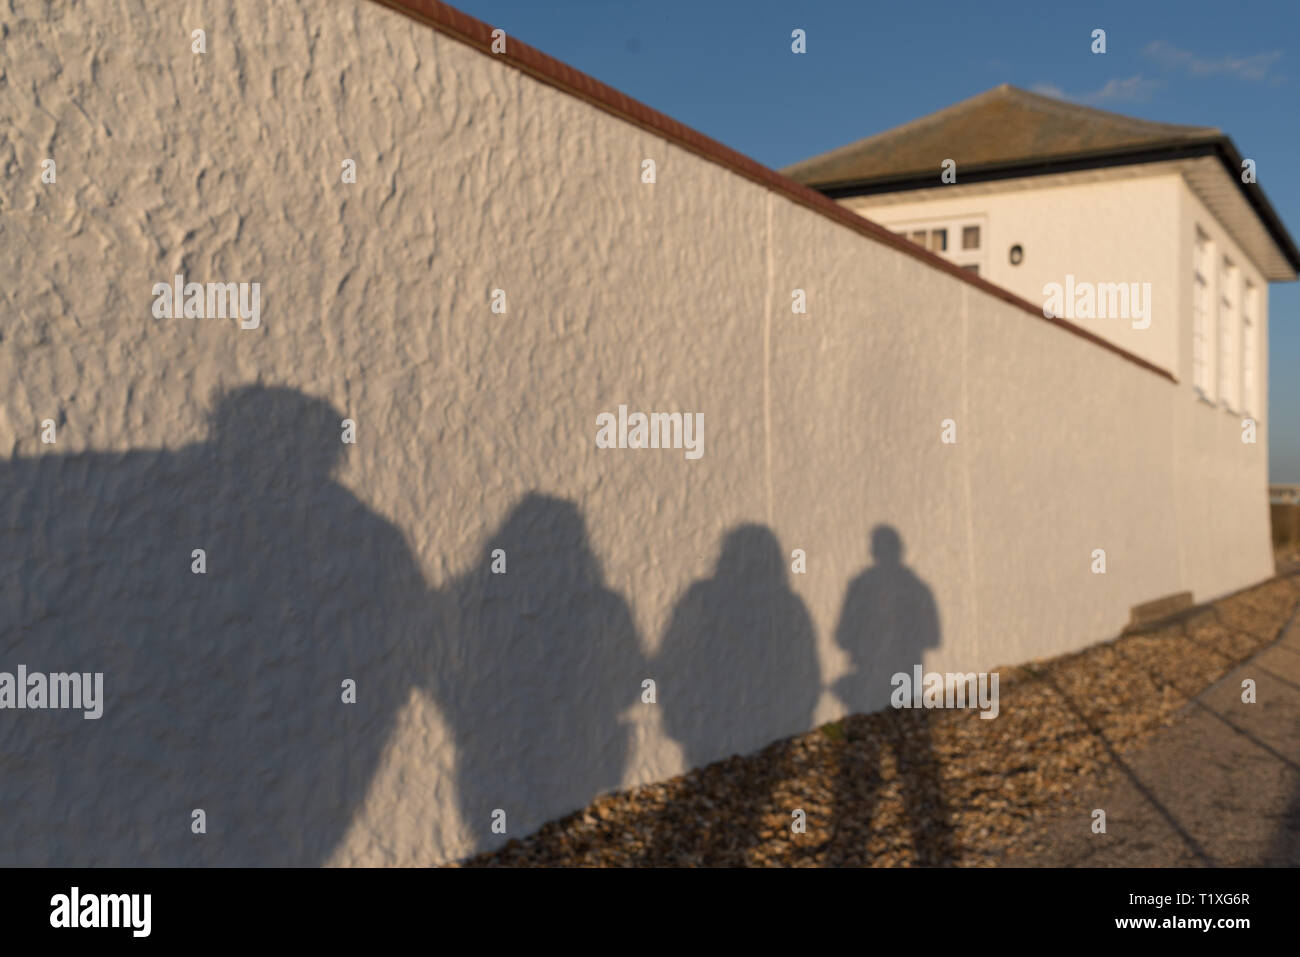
[369,0,1178,384]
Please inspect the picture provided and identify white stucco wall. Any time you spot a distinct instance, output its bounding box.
[846,173,1187,377]
[0,0,1274,866]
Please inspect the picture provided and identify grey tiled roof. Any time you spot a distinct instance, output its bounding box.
[781,84,1220,189]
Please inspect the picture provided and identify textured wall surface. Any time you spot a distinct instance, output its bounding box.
[0,0,1273,866]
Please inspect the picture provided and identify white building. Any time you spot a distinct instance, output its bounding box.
[783,84,1300,418]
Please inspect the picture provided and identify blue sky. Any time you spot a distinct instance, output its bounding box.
[450,0,1299,481]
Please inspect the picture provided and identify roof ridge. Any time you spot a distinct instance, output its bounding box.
[1000,84,1220,137]
[781,84,1219,179]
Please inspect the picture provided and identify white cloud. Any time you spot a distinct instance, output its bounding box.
[1030,75,1159,105]
[1085,75,1161,103]
[1144,40,1282,81]
[1030,83,1067,99]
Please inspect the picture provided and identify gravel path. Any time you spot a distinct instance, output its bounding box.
[461,562,1300,867]
[1003,561,1300,866]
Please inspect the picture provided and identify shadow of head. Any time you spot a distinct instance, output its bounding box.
[491,492,590,550]
[715,523,786,582]
[482,492,605,592]
[206,384,345,479]
[871,524,904,567]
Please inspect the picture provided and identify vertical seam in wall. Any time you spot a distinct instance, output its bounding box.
[1174,385,1186,591]
[961,285,980,654]
[764,190,774,525]
[1175,190,1189,593]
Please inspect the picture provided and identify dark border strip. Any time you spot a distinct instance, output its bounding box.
[818,141,1226,198]
[369,0,1177,384]
[1209,137,1300,274]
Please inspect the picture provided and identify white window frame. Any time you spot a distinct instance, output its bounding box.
[1219,256,1237,411]
[1241,281,1256,417]
[1192,228,1211,398]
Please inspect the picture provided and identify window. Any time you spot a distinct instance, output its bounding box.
[1242,281,1256,416]
[1219,256,1237,408]
[892,217,985,273]
[899,228,947,252]
[1192,229,1210,397]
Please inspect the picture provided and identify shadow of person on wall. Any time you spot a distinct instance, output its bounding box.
[434,492,646,857]
[0,385,433,866]
[830,524,952,865]
[646,524,821,863]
